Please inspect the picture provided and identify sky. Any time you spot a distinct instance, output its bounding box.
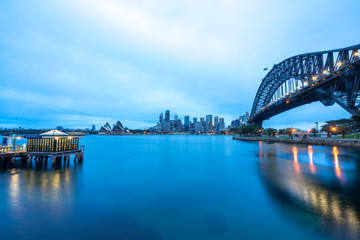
[1,0,360,130]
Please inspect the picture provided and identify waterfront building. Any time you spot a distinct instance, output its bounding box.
[164,110,170,133]
[219,118,225,130]
[206,115,213,132]
[184,116,190,132]
[200,118,205,128]
[98,121,129,135]
[91,124,96,131]
[214,116,219,131]
[159,113,164,130]
[194,122,202,133]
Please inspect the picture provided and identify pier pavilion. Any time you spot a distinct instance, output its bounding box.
[0,130,84,166]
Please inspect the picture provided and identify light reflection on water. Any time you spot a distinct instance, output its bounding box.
[259,142,360,239]
[2,136,360,239]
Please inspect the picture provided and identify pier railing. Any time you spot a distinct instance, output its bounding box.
[0,145,26,154]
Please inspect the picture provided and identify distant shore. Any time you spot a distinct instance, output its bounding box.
[233,136,360,147]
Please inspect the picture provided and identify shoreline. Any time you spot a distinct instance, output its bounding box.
[233,136,360,147]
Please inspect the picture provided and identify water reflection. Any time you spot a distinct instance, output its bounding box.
[1,160,81,222]
[308,146,315,174]
[292,146,300,175]
[259,143,360,239]
[332,146,342,179]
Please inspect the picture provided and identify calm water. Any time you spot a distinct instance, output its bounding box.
[1,136,360,239]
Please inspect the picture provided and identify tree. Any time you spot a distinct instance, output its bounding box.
[264,128,277,137]
[320,124,332,137]
[337,124,352,138]
[310,128,318,136]
[236,124,260,136]
[279,128,294,136]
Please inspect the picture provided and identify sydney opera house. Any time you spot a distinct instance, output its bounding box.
[98,121,130,135]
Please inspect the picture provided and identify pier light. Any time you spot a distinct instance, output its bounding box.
[286,100,290,104]
[337,62,342,67]
[304,82,308,85]
[355,52,360,57]
[323,70,328,74]
[312,76,317,80]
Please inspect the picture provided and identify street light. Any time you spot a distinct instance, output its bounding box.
[331,127,337,132]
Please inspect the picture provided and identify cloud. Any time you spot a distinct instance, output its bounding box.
[0,0,359,129]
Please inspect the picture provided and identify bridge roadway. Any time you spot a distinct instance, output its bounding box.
[249,44,360,126]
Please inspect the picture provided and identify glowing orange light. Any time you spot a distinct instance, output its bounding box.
[286,100,290,104]
[332,146,341,179]
[331,127,337,132]
[259,141,262,159]
[292,146,300,175]
[292,129,296,132]
[308,146,315,174]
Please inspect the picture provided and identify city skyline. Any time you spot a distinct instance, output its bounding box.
[1,1,360,130]
[149,110,228,133]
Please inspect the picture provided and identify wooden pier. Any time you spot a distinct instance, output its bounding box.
[0,144,84,167]
[1,130,84,167]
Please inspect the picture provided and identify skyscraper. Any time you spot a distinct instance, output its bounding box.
[184,116,190,132]
[206,114,213,132]
[159,112,164,130]
[245,112,250,121]
[219,118,225,130]
[200,117,205,132]
[164,110,170,133]
[214,116,219,131]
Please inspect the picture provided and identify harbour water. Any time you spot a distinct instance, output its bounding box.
[1,135,360,239]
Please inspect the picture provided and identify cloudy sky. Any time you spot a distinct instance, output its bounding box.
[1,0,359,129]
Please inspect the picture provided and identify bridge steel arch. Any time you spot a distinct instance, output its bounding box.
[249,44,360,127]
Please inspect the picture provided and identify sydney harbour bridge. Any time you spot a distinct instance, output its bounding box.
[249,44,360,127]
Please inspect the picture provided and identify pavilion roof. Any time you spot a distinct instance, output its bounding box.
[40,129,68,136]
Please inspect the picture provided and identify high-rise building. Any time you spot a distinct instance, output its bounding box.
[174,114,178,121]
[91,124,96,131]
[245,112,250,121]
[194,122,202,133]
[219,118,225,130]
[184,116,190,132]
[214,116,219,131]
[164,110,171,133]
[193,117,198,123]
[206,115,213,132]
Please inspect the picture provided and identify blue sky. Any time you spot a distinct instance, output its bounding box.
[1,0,359,130]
